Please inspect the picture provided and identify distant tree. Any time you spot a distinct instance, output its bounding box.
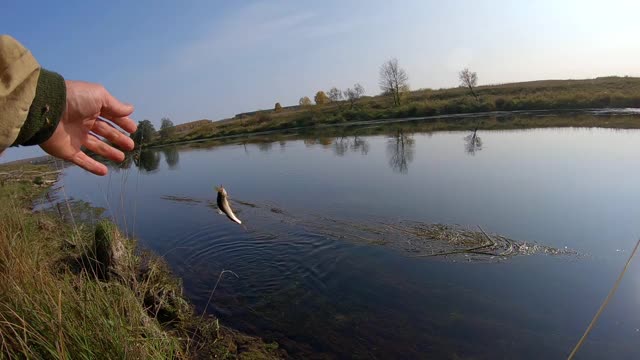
[344,83,365,108]
[299,96,312,106]
[159,117,175,140]
[459,68,479,101]
[274,102,282,112]
[327,87,343,103]
[130,120,156,145]
[314,91,329,105]
[379,58,409,106]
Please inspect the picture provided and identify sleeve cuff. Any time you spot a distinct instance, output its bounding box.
[11,69,66,146]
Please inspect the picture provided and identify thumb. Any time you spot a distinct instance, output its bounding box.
[101,89,134,119]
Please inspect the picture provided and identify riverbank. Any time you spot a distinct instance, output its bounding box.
[149,76,640,146]
[139,109,640,153]
[0,162,284,359]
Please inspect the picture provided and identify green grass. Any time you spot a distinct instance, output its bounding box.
[0,163,284,359]
[149,76,640,146]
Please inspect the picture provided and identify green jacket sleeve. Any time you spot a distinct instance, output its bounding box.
[0,35,66,151]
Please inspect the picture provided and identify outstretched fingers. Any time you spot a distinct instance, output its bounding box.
[107,115,137,134]
[71,151,108,176]
[85,134,125,163]
[92,120,135,151]
[100,89,137,133]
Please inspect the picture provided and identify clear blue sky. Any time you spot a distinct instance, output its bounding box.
[3,0,640,161]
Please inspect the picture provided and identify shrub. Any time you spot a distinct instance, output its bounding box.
[255,112,272,124]
[342,109,373,121]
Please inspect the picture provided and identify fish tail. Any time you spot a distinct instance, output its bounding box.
[226,207,242,224]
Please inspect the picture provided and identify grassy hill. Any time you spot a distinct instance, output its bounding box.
[151,76,640,146]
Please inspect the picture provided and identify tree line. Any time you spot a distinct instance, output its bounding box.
[131,117,176,145]
[282,58,478,110]
[292,82,365,110]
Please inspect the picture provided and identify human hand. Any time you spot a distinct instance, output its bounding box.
[40,80,137,176]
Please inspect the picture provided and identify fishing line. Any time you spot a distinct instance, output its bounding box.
[567,238,640,360]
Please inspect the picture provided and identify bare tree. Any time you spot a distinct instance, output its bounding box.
[354,83,365,97]
[459,68,479,101]
[344,83,365,109]
[379,58,409,106]
[327,87,343,103]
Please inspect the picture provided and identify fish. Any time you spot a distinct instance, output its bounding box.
[216,186,242,225]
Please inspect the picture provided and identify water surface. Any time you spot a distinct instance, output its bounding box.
[59,117,640,359]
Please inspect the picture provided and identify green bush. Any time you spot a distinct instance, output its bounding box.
[342,109,373,121]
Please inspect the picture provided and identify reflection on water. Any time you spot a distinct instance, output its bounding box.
[257,142,273,152]
[162,146,180,169]
[75,112,640,359]
[135,150,161,172]
[333,137,349,156]
[387,129,415,174]
[464,129,483,155]
[303,137,335,149]
[351,136,369,155]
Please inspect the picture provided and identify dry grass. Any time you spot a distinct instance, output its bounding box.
[0,164,285,359]
[0,174,185,359]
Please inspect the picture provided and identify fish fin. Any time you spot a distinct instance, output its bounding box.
[217,209,224,215]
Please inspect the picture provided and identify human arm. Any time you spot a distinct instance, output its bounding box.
[0,35,136,175]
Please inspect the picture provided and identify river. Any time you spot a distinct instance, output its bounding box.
[57,114,640,359]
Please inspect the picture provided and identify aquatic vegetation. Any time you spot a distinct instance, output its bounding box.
[307,219,576,261]
[399,223,576,259]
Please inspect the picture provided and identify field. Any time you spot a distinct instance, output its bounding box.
[150,76,640,145]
